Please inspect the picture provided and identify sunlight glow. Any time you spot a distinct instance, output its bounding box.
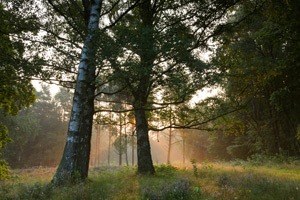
[32,80,60,96]
[191,87,222,103]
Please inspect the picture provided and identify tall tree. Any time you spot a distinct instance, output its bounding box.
[51,0,142,184]
[52,0,102,184]
[96,0,243,174]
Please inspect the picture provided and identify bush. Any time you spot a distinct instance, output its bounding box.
[141,178,191,200]
[0,160,11,181]
[155,164,177,177]
[247,154,300,166]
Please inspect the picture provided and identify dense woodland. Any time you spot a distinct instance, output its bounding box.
[0,0,299,184]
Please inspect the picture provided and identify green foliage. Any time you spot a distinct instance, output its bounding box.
[0,160,11,181]
[19,183,50,200]
[154,164,177,177]
[190,159,199,178]
[0,1,45,178]
[211,0,300,158]
[0,2,41,116]
[245,154,300,167]
[94,0,239,133]
[0,123,11,150]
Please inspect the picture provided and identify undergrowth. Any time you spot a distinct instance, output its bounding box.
[0,161,299,200]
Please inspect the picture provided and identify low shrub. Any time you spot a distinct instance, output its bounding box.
[0,160,11,181]
[141,178,191,200]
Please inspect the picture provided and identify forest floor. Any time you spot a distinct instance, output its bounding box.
[1,160,300,200]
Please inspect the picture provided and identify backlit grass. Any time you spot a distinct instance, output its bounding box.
[0,161,299,199]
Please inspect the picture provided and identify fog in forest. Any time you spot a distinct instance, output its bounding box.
[0,85,208,169]
[89,127,194,167]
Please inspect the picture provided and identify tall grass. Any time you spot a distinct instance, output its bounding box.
[0,161,299,200]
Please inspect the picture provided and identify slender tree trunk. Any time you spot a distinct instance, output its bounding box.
[167,128,172,164]
[182,132,186,164]
[93,127,99,167]
[124,120,129,166]
[268,102,281,154]
[52,0,102,185]
[125,134,129,166]
[108,123,112,166]
[131,131,135,166]
[119,113,122,166]
[167,106,172,164]
[96,124,101,167]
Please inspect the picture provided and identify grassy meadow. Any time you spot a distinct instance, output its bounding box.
[1,160,300,200]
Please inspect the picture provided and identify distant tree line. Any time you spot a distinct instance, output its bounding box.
[0,86,72,168]
[209,0,300,158]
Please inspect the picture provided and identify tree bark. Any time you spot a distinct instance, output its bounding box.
[108,116,112,165]
[125,134,129,166]
[133,0,155,174]
[52,0,102,185]
[119,113,122,166]
[96,124,101,167]
[131,131,135,166]
[167,128,172,164]
[182,131,186,164]
[167,106,172,164]
[134,108,155,174]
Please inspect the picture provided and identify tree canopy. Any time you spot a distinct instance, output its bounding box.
[0,3,39,115]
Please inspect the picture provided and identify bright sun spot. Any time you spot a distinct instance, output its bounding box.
[191,87,222,103]
[32,80,60,96]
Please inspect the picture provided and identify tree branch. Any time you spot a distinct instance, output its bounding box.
[47,0,85,39]
[103,0,142,30]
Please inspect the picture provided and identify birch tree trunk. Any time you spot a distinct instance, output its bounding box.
[52,0,102,185]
